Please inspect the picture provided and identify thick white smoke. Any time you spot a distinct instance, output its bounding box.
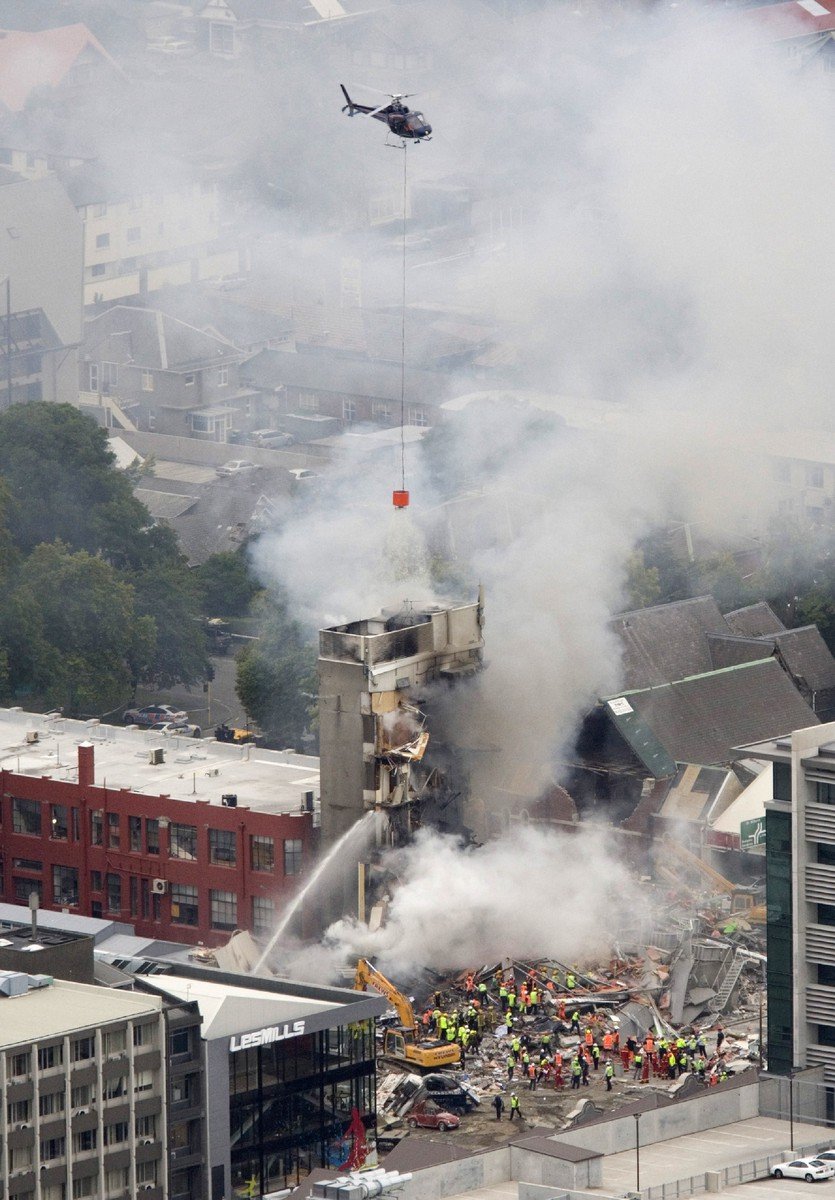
[282,824,648,983]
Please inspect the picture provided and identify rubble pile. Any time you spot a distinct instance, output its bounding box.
[375,922,766,1149]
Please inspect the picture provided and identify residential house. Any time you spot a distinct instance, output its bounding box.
[60,161,244,308]
[0,169,83,407]
[80,305,259,439]
[0,23,122,115]
[241,347,451,434]
[762,429,835,524]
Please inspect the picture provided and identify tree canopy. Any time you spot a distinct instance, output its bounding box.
[235,593,315,749]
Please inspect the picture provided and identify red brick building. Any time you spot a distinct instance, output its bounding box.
[0,741,315,948]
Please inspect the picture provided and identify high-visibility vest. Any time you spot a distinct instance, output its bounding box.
[478,982,487,995]
[603,1033,614,1050]
[571,1011,579,1024]
[605,1063,614,1078]
[530,990,538,1004]
[571,1059,581,1075]
[507,993,516,1008]
[566,974,576,989]
[585,1030,593,1045]
[510,1095,519,1109]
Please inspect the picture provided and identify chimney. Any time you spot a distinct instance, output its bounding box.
[78,742,94,788]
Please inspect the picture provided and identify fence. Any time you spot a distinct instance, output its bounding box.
[634,1139,833,1200]
[760,1073,830,1127]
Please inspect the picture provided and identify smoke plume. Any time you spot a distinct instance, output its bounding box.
[282,824,649,983]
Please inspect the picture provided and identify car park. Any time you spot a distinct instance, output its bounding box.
[124,704,188,727]
[216,460,259,477]
[771,1158,835,1182]
[406,1104,459,1132]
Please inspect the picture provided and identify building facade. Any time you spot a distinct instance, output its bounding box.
[134,964,387,1200]
[746,721,835,1083]
[0,714,317,948]
[0,972,167,1200]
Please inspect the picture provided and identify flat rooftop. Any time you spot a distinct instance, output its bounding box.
[0,708,319,816]
[0,977,162,1050]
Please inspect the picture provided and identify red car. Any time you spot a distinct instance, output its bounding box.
[407,1105,460,1132]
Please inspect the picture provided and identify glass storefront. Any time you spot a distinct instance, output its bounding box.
[229,1021,376,1196]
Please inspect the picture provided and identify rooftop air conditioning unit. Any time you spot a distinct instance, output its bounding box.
[74,1108,90,1116]
[148,748,164,766]
[151,879,167,895]
[141,1137,154,1145]
[25,731,39,743]
[18,1122,29,1129]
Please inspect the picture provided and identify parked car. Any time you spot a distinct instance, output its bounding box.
[406,1105,459,1132]
[149,721,202,738]
[771,1158,835,1181]
[124,704,188,727]
[250,429,295,448]
[216,460,259,477]
[288,468,317,482]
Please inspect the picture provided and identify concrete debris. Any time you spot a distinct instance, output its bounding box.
[375,899,766,1150]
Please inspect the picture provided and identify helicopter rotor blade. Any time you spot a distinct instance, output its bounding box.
[367,102,392,118]
[352,83,420,100]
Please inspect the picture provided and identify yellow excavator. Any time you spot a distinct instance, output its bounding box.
[354,958,461,1070]
[660,838,766,924]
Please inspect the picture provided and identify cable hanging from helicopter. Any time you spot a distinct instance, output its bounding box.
[340,85,433,510]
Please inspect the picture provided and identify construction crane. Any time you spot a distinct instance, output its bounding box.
[354,958,461,1069]
[660,838,766,924]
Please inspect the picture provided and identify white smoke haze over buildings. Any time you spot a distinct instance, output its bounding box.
[282,824,647,982]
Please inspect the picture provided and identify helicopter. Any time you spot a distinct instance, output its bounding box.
[340,84,432,142]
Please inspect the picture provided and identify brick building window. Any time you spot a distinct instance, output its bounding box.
[106,873,121,913]
[210,889,237,930]
[146,817,159,854]
[284,839,303,876]
[52,865,78,906]
[170,823,197,860]
[252,896,275,935]
[12,796,41,836]
[90,870,102,892]
[209,828,236,865]
[90,811,103,846]
[251,835,274,872]
[129,815,141,852]
[50,804,68,840]
[171,883,198,926]
[107,812,120,849]
[13,877,41,903]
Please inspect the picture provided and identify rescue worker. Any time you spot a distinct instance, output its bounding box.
[511,1036,521,1061]
[499,983,509,1012]
[570,1010,581,1035]
[716,1025,725,1053]
[584,1027,594,1049]
[529,986,539,1016]
[602,1031,614,1054]
[478,980,488,1003]
[581,1055,590,1086]
[507,1053,515,1081]
[571,1057,582,1089]
[667,1051,677,1080]
[438,1012,448,1037]
[465,973,475,1000]
[509,1093,521,1121]
[695,1055,706,1080]
[695,1031,707,1057]
[566,972,576,990]
[528,1062,537,1090]
[507,989,517,1016]
[605,1060,615,1091]
[493,1094,504,1120]
[591,1042,601,1070]
[633,1050,644,1080]
[541,1030,552,1053]
[677,1050,688,1077]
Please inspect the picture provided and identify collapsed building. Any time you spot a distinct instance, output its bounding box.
[317,595,484,917]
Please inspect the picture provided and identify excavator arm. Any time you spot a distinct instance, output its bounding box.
[354,958,417,1031]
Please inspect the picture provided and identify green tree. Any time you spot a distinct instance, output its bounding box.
[236,594,315,747]
[624,550,661,609]
[194,551,260,617]
[129,563,209,690]
[0,543,155,715]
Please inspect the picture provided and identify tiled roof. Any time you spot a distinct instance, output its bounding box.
[0,24,118,112]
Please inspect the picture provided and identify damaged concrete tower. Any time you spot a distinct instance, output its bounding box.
[318,594,485,861]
